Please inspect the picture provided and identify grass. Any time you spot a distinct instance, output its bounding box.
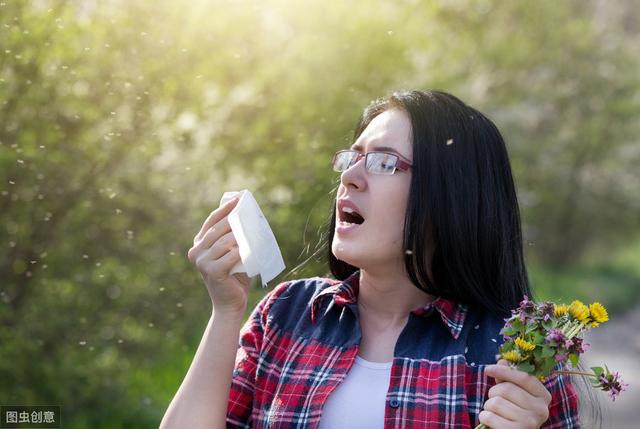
[531,240,640,315]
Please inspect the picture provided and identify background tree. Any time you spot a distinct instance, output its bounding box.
[1,0,638,427]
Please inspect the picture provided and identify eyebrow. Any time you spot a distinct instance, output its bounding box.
[350,143,410,160]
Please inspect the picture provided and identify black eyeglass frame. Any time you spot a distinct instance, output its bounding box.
[331,149,413,175]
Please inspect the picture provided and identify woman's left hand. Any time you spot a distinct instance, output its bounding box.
[478,359,553,428]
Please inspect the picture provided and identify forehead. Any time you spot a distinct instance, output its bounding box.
[351,109,412,160]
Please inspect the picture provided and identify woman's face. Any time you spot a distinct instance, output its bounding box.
[332,108,413,272]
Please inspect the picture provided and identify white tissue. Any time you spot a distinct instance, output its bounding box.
[219,189,286,287]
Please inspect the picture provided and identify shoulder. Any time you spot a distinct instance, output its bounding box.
[253,276,338,326]
[263,276,338,306]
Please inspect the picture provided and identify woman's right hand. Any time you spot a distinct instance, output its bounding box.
[187,196,251,316]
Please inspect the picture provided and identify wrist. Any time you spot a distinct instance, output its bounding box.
[212,305,246,322]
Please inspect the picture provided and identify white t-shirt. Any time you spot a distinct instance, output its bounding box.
[318,355,393,429]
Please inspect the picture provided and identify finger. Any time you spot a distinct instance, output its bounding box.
[485,363,549,399]
[203,245,241,280]
[189,222,233,263]
[488,381,537,411]
[478,410,518,429]
[483,395,529,423]
[490,359,510,384]
[194,197,239,243]
[199,218,232,251]
[198,231,237,262]
[492,359,511,384]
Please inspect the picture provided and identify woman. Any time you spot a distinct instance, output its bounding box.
[160,90,580,428]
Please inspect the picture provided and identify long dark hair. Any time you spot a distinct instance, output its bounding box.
[327,90,533,318]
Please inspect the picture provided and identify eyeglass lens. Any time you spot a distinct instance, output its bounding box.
[333,151,397,174]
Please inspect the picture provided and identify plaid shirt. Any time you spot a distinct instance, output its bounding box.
[227,270,580,428]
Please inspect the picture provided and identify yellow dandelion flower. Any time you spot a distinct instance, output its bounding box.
[554,304,569,317]
[538,375,546,382]
[569,300,590,323]
[502,350,524,363]
[515,337,536,352]
[589,302,609,326]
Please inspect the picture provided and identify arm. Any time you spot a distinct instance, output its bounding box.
[161,281,286,429]
[161,196,251,429]
[159,309,245,429]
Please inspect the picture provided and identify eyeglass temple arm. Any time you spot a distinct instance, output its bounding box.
[395,158,412,171]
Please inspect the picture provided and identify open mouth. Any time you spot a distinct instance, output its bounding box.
[339,207,365,225]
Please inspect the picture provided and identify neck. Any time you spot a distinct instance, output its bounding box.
[357,268,434,330]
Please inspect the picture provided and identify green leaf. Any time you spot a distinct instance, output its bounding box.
[511,318,524,332]
[517,361,535,374]
[501,326,517,337]
[525,322,538,334]
[540,358,557,375]
[542,346,555,358]
[531,331,545,344]
[542,319,555,330]
[532,348,543,360]
[569,354,579,367]
[500,342,515,353]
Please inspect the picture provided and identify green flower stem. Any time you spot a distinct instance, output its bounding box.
[561,321,586,338]
[553,370,595,378]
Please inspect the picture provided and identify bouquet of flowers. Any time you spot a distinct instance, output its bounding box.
[475,297,627,429]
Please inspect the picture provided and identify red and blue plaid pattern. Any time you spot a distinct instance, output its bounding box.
[227,270,580,428]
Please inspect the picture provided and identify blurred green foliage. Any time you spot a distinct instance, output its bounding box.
[1,0,639,427]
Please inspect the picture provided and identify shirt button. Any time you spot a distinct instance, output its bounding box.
[389,399,400,408]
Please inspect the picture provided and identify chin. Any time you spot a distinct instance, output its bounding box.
[334,238,404,268]
[331,241,357,264]
[333,242,372,270]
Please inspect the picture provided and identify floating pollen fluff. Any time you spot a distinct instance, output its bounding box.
[446,138,454,145]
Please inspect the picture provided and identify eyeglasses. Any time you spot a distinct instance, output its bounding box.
[331,150,413,175]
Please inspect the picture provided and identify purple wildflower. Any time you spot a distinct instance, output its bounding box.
[545,328,566,345]
[597,370,628,402]
[555,353,568,362]
[519,295,536,314]
[567,337,588,355]
[539,302,555,320]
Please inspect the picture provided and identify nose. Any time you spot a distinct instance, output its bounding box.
[339,152,367,191]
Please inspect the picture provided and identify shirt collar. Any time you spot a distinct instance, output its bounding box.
[310,270,468,340]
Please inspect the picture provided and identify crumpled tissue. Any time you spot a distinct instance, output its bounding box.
[219,189,286,287]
